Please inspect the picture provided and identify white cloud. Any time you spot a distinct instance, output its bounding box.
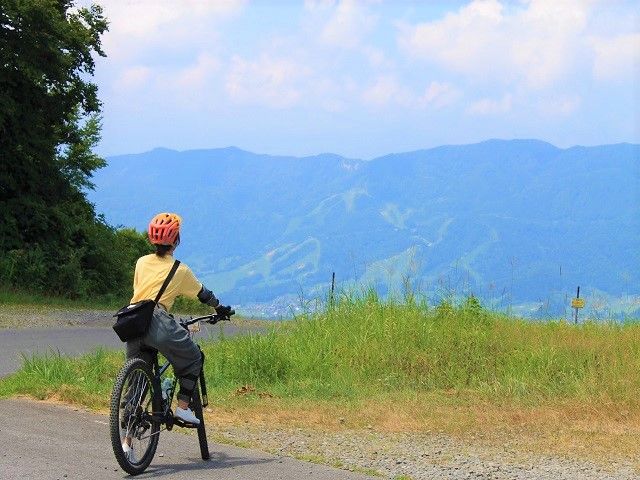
[319,0,378,49]
[225,55,312,109]
[419,81,461,109]
[91,1,640,158]
[363,46,393,69]
[220,1,389,111]
[537,95,582,116]
[304,0,336,12]
[306,76,358,112]
[361,76,411,107]
[174,54,220,90]
[115,66,151,91]
[95,1,243,110]
[467,93,513,115]
[591,33,640,82]
[510,0,591,88]
[98,0,246,60]
[398,0,592,89]
[398,0,503,75]
[110,57,224,112]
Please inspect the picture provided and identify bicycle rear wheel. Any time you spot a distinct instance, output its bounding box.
[110,358,161,475]
[191,384,209,460]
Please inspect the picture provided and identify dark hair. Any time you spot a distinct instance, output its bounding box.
[154,233,179,257]
[155,244,172,257]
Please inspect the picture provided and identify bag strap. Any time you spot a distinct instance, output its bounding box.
[153,260,181,306]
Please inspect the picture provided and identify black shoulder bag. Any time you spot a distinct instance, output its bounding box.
[112,260,181,342]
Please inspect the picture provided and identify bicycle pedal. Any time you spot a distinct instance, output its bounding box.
[173,418,198,429]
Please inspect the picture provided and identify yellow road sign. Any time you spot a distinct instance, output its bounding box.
[571,298,585,309]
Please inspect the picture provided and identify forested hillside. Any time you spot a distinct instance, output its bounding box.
[89,141,640,317]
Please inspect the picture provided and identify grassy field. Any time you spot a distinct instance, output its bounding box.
[2,293,640,460]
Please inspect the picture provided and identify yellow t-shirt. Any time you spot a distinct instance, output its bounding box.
[130,254,202,311]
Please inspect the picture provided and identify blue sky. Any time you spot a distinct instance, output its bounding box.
[93,0,640,159]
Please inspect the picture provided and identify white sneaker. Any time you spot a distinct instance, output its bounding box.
[175,406,200,425]
[122,442,137,464]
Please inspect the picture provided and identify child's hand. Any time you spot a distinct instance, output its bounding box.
[215,305,233,317]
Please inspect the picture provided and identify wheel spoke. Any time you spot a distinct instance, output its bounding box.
[123,371,147,439]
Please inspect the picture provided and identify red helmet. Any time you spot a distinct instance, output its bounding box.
[148,213,182,246]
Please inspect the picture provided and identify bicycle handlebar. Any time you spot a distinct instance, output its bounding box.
[180,308,235,328]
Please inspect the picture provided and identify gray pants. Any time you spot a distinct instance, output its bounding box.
[126,307,202,403]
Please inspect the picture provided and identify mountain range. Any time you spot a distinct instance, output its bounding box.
[88,139,640,318]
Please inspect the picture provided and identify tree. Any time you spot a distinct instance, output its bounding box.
[1,0,107,241]
[0,1,149,298]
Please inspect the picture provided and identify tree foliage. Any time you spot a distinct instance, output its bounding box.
[0,1,150,299]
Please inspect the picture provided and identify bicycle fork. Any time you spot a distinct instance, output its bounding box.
[198,347,208,408]
[200,368,208,407]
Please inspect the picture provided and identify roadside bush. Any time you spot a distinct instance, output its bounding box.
[0,225,151,301]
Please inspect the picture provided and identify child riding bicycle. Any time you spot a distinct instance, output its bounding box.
[122,212,230,460]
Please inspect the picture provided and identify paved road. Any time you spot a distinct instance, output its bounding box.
[0,327,121,376]
[0,399,373,479]
[0,322,253,377]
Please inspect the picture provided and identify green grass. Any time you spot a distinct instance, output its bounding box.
[0,348,124,406]
[199,293,640,405]
[2,293,640,411]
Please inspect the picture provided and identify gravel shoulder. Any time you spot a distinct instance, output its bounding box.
[0,304,267,330]
[0,305,118,329]
[206,424,639,480]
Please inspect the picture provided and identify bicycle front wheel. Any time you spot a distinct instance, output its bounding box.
[110,358,161,475]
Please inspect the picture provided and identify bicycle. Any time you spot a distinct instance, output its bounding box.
[109,309,234,475]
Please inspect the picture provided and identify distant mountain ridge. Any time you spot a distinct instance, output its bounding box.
[89,139,640,318]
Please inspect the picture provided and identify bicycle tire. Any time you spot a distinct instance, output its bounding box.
[110,358,161,475]
[191,384,210,460]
